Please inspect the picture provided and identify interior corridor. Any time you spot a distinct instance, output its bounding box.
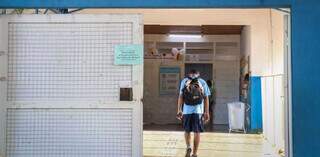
[144,131,280,157]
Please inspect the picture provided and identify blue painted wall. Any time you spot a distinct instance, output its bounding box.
[291,1,320,157]
[0,0,291,8]
[250,76,263,131]
[1,0,320,157]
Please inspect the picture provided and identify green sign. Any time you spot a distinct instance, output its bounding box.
[114,44,143,65]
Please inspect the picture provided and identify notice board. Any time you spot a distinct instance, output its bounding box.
[159,67,180,95]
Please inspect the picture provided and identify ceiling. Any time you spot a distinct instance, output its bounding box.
[144,25,243,35]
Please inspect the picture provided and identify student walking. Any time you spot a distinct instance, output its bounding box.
[176,69,211,157]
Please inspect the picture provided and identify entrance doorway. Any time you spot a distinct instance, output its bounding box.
[0,8,291,157]
[130,8,289,157]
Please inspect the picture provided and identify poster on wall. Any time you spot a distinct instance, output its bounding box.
[159,67,180,95]
[114,44,143,65]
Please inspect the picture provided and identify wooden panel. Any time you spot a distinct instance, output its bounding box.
[144,25,243,35]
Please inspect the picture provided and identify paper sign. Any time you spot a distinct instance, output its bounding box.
[114,44,143,65]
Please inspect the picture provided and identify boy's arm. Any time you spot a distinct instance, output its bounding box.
[204,96,210,122]
[177,79,185,115]
[204,96,209,113]
[177,95,183,113]
[176,95,184,120]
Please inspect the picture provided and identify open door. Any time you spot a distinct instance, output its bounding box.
[0,14,143,157]
[261,8,291,157]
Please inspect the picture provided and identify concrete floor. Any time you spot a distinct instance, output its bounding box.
[144,124,229,133]
[144,131,280,157]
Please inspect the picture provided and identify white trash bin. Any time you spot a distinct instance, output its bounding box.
[227,102,246,133]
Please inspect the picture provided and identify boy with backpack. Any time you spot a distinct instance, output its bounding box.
[176,69,211,157]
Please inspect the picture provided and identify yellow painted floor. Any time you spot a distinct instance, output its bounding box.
[144,131,280,157]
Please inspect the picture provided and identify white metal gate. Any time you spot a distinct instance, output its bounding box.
[0,14,143,157]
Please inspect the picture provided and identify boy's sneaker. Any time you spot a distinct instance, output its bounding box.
[185,148,192,157]
[191,155,198,157]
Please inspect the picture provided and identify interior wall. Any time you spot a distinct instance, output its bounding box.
[215,59,240,124]
[143,59,184,124]
[143,34,240,125]
[260,9,286,152]
[221,9,285,152]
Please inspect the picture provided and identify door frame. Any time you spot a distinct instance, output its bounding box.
[283,12,292,157]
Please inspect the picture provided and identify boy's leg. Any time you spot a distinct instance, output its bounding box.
[185,132,191,147]
[183,114,192,157]
[192,114,204,156]
[185,132,192,157]
[192,132,200,156]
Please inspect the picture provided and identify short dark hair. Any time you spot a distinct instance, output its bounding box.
[189,69,199,74]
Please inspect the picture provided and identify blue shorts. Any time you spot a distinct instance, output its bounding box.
[183,113,204,133]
